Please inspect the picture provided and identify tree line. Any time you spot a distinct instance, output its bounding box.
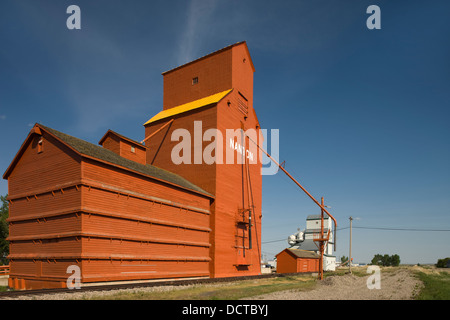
[371,253,401,267]
[0,194,8,265]
[1,193,449,269]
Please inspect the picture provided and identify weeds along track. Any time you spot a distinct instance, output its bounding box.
[0,272,314,299]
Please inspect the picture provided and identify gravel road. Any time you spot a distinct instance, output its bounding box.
[246,267,423,300]
[2,267,427,300]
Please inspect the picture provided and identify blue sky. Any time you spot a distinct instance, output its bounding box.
[1,0,449,264]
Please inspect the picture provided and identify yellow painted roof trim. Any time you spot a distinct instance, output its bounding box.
[144,89,233,125]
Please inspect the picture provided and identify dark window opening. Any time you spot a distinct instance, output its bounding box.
[192,77,198,85]
[38,138,43,153]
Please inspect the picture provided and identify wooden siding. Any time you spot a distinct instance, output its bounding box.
[82,259,209,282]
[276,250,320,274]
[82,158,210,209]
[6,128,212,289]
[6,131,83,289]
[100,132,147,165]
[5,42,259,288]
[144,105,218,196]
[8,186,81,220]
[232,44,254,115]
[79,158,212,283]
[119,139,146,165]
[163,47,232,110]
[100,134,120,156]
[213,89,262,278]
[8,212,81,239]
[144,43,261,279]
[8,133,81,196]
[9,259,81,289]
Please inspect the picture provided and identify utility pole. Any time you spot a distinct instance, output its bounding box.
[349,216,353,274]
[318,197,325,280]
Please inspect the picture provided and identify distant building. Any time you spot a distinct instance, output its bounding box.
[285,215,336,271]
[276,248,320,274]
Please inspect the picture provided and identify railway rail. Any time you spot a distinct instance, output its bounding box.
[0,272,315,299]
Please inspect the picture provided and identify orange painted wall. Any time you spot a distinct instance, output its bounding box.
[100,135,120,156]
[8,133,81,196]
[78,157,213,283]
[163,47,232,110]
[214,95,261,278]
[100,133,147,165]
[144,106,218,195]
[144,42,262,278]
[119,139,146,165]
[7,132,83,289]
[276,250,319,274]
[6,128,213,289]
[5,42,261,289]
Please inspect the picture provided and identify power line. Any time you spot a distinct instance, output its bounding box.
[262,225,450,244]
[262,239,286,244]
[351,226,450,232]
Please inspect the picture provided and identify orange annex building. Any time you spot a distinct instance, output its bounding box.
[3,42,263,290]
[275,249,320,274]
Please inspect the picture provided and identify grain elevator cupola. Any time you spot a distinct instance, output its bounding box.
[143,41,262,278]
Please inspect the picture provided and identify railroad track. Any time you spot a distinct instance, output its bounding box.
[0,272,312,299]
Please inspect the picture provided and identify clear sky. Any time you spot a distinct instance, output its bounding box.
[1,0,449,265]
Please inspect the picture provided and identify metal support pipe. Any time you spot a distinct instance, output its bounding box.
[248,209,252,250]
[141,119,174,144]
[318,197,325,280]
[245,133,338,250]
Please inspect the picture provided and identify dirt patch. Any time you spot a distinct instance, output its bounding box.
[2,267,428,300]
[245,267,423,300]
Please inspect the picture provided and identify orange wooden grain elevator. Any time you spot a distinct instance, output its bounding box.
[3,42,262,289]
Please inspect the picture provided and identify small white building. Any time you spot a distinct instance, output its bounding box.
[287,215,336,271]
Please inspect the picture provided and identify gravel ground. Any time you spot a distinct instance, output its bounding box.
[2,267,425,300]
[0,284,197,300]
[246,267,423,300]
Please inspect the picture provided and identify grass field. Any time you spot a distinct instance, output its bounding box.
[413,270,450,300]
[83,275,318,300]
[1,266,449,300]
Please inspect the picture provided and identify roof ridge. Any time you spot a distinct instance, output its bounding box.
[161,41,248,75]
[144,89,233,125]
[98,129,147,148]
[36,124,212,197]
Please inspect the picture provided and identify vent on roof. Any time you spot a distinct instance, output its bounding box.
[237,91,248,116]
[38,137,44,154]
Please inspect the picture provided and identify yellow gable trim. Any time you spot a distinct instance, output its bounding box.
[144,89,232,125]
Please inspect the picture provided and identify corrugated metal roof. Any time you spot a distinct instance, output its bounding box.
[143,89,232,125]
[305,228,330,234]
[284,248,320,259]
[290,240,319,252]
[307,214,330,220]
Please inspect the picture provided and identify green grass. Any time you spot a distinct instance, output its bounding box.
[328,267,369,278]
[414,271,450,300]
[82,275,318,300]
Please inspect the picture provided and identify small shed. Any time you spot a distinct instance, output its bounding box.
[276,249,320,274]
